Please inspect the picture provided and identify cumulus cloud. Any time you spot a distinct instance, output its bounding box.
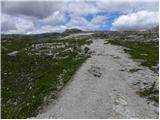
[66,16,88,30]
[3,0,158,18]
[1,14,17,31]
[27,25,67,34]
[65,1,98,16]
[42,11,67,26]
[1,1,64,18]
[1,14,35,34]
[1,0,159,34]
[112,11,159,31]
[96,0,159,13]
[66,15,107,31]
[15,17,34,33]
[86,15,108,30]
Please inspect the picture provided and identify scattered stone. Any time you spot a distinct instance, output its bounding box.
[27,103,30,106]
[13,101,17,105]
[120,69,126,71]
[154,107,159,114]
[132,81,140,85]
[128,68,141,73]
[84,47,90,54]
[88,65,102,77]
[113,56,121,59]
[104,41,109,44]
[8,51,19,56]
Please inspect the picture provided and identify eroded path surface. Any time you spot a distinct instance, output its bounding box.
[36,39,158,119]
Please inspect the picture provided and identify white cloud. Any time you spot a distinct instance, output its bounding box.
[27,25,67,34]
[1,1,65,18]
[66,16,88,30]
[15,17,34,32]
[66,15,107,31]
[89,16,107,28]
[96,0,158,13]
[1,14,17,31]
[1,0,159,34]
[65,1,98,16]
[1,14,35,34]
[42,11,67,26]
[112,11,159,31]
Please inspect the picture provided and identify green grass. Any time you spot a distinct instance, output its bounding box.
[108,39,159,103]
[128,68,141,73]
[108,40,159,71]
[1,38,92,118]
[137,82,159,103]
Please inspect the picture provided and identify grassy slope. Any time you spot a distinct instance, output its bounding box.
[1,38,92,118]
[108,40,159,71]
[108,40,159,103]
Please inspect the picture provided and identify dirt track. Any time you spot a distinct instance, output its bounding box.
[35,38,158,119]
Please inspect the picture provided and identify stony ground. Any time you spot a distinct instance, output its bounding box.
[35,36,158,119]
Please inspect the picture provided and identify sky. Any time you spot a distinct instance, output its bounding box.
[1,0,159,34]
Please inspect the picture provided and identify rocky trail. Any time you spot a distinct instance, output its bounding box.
[35,37,158,119]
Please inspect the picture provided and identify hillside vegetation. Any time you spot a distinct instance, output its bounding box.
[1,27,159,118]
[1,37,92,118]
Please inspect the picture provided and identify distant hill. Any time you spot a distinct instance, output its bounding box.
[62,28,83,36]
[1,32,62,42]
[148,26,159,32]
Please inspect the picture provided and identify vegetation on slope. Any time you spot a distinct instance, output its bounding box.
[108,40,158,71]
[108,39,159,103]
[137,82,159,103]
[1,38,92,118]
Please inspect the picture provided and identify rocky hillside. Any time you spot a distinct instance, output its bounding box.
[1,27,159,119]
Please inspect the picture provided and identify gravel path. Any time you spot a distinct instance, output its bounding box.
[35,38,158,119]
